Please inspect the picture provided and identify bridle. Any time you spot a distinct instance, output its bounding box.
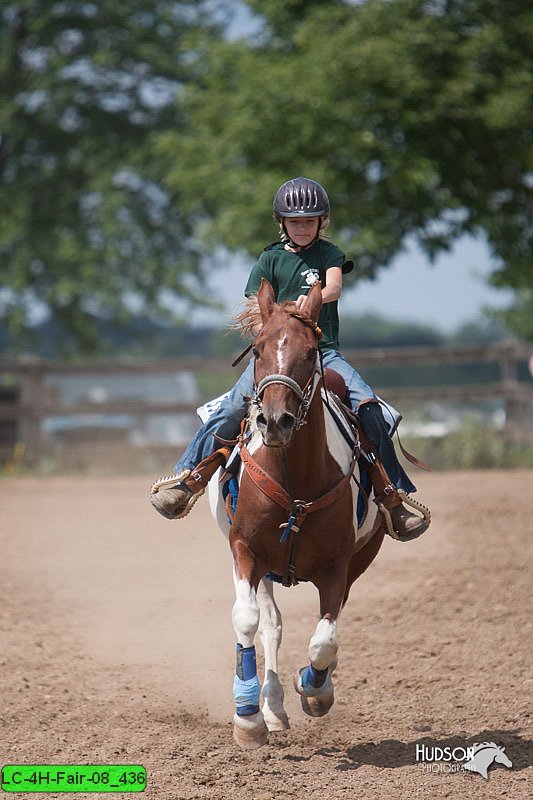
[251,314,323,434]
[251,369,320,431]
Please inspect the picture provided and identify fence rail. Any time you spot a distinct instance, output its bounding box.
[1,340,532,463]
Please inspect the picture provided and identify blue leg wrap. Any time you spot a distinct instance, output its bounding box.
[300,664,329,692]
[233,644,260,717]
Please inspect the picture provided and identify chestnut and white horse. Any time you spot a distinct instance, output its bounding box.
[209,279,384,748]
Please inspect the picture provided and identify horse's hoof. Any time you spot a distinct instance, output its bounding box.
[232,712,269,749]
[299,690,334,717]
[293,669,335,718]
[262,708,290,732]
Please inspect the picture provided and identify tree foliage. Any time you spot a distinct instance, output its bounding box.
[0,0,220,351]
[159,0,532,304]
[2,0,532,352]
[492,288,533,340]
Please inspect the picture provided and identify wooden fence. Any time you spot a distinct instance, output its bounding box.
[0,340,532,465]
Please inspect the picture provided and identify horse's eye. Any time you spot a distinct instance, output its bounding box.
[252,346,260,359]
[306,347,317,361]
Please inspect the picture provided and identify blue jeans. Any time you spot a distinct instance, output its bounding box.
[175,351,416,493]
[321,351,416,493]
[176,359,255,473]
[320,349,374,407]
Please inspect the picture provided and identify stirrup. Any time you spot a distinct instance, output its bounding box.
[150,469,205,520]
[379,489,431,541]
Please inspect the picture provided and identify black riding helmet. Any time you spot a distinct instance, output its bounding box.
[273,177,330,218]
[271,177,353,273]
[273,177,329,250]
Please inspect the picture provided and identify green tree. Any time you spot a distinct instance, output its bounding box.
[3,0,531,353]
[158,0,532,296]
[0,0,220,352]
[491,288,533,340]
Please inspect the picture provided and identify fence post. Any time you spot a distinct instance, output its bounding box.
[499,341,521,433]
[18,359,45,462]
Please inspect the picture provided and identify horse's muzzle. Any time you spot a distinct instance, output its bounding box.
[256,411,296,447]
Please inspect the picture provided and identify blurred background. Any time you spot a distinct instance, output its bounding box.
[1,0,532,474]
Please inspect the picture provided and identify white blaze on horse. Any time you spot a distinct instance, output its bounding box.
[208,279,386,748]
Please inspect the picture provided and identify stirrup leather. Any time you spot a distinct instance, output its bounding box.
[378,489,431,541]
[150,469,205,520]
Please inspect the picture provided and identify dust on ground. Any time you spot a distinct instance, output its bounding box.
[1,470,532,798]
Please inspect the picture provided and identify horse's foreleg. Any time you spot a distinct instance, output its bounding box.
[294,569,345,718]
[295,616,337,717]
[257,578,289,732]
[231,544,268,749]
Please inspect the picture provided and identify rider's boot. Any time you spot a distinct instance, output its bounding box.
[150,446,232,520]
[377,486,430,541]
[361,443,430,541]
[354,401,430,541]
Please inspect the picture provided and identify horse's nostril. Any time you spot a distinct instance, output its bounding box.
[279,413,296,432]
[256,413,267,429]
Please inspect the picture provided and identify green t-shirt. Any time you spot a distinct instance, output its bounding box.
[244,240,345,351]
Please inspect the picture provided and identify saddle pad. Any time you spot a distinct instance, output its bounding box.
[197,391,230,423]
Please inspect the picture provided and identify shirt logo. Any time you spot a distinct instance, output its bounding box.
[301,269,320,289]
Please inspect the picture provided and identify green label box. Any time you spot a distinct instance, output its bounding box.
[1,765,146,793]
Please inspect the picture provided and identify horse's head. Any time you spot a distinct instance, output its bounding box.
[463,742,513,779]
[493,746,512,769]
[252,279,322,447]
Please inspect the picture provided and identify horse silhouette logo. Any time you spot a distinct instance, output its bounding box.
[463,742,513,779]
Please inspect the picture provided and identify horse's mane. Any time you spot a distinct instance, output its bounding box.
[232,294,320,340]
[468,742,499,755]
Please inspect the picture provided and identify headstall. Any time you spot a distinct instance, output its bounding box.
[252,368,320,431]
[251,315,322,432]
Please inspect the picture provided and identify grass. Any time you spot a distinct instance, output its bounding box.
[401,417,533,470]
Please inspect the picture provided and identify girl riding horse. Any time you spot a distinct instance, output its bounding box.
[150,176,430,541]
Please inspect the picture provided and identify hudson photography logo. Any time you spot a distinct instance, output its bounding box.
[416,741,513,779]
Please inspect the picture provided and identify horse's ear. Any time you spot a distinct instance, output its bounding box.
[257,278,275,323]
[301,281,322,323]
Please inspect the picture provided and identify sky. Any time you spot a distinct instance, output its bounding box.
[193,233,514,333]
[339,234,513,332]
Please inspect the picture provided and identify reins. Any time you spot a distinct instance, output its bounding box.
[231,342,253,368]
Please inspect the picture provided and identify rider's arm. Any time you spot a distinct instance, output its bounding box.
[295,266,342,309]
[322,266,342,303]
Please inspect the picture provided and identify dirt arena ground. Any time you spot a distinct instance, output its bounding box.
[1,470,532,799]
